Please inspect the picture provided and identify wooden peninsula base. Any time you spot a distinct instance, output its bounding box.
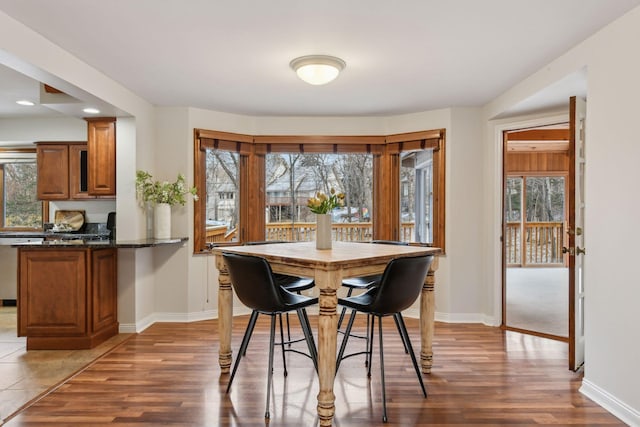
[18,247,118,350]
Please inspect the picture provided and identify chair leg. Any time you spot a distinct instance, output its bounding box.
[396,313,427,397]
[335,309,357,373]
[367,315,375,378]
[227,310,259,393]
[285,312,292,346]
[265,315,276,419]
[278,313,288,377]
[337,288,354,329]
[393,313,409,354]
[378,316,388,423]
[241,310,259,357]
[365,313,371,366]
[297,308,318,373]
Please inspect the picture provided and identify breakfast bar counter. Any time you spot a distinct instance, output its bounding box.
[13,238,187,350]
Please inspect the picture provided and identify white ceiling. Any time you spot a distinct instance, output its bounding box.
[0,0,639,119]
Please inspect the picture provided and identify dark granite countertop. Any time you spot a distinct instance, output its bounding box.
[10,237,188,249]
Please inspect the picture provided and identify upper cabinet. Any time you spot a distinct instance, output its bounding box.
[86,118,116,196]
[36,117,117,201]
[36,144,70,200]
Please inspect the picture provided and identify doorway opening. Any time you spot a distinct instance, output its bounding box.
[502,126,570,341]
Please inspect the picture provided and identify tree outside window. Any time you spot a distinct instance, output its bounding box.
[265,153,373,241]
[1,162,42,229]
[204,150,239,243]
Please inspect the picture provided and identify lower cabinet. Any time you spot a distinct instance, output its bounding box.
[18,247,118,350]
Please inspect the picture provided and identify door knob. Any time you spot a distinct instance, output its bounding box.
[576,246,586,255]
[562,246,575,255]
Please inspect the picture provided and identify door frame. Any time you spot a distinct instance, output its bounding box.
[501,153,570,341]
[490,114,568,328]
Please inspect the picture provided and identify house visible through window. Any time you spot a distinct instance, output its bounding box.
[265,153,373,242]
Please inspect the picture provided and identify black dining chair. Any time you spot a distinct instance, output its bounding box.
[244,240,315,347]
[336,254,434,423]
[337,240,410,364]
[223,252,318,420]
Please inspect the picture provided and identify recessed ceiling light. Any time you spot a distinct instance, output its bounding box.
[290,55,346,85]
[83,107,101,114]
[16,100,35,106]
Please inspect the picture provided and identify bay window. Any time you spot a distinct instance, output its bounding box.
[194,129,445,253]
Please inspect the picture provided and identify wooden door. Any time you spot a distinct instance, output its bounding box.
[568,96,587,371]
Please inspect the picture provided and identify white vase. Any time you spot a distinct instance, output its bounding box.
[145,201,155,238]
[316,213,332,250]
[154,203,171,239]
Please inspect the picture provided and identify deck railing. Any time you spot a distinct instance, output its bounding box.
[505,221,565,266]
[206,222,417,244]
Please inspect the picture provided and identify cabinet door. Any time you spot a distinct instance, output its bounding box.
[36,144,69,200]
[18,249,87,336]
[69,143,95,200]
[86,118,116,196]
[91,248,118,334]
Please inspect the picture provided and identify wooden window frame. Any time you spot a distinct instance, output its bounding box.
[193,129,446,254]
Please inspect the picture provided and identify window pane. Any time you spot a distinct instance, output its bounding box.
[400,149,433,243]
[505,177,523,265]
[524,176,565,264]
[205,150,239,243]
[525,177,565,222]
[3,163,42,228]
[265,153,373,242]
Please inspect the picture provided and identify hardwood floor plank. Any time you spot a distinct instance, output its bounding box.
[3,316,625,426]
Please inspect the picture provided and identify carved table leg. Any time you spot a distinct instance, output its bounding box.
[420,256,438,374]
[215,255,233,374]
[316,269,340,426]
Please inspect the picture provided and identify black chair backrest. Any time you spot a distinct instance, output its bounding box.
[223,253,285,312]
[369,255,434,315]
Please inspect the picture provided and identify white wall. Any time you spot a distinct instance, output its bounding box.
[0,117,86,143]
[484,6,640,424]
[579,7,640,422]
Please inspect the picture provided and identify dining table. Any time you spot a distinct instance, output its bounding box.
[211,241,440,426]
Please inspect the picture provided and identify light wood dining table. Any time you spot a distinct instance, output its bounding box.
[212,241,440,426]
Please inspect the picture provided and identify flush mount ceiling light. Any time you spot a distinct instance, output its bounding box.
[83,107,101,114]
[16,99,35,106]
[290,55,346,85]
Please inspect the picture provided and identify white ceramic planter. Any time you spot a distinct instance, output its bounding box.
[316,213,332,250]
[154,202,171,239]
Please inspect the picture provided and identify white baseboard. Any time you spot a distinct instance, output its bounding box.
[120,309,499,333]
[580,378,639,426]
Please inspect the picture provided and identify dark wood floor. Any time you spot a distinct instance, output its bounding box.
[4,315,624,426]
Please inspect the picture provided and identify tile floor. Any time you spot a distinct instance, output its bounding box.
[0,306,130,425]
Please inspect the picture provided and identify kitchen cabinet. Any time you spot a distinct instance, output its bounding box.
[37,141,92,200]
[86,117,116,196]
[36,143,69,200]
[37,126,116,200]
[18,247,118,350]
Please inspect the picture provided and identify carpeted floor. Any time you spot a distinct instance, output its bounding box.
[505,267,568,337]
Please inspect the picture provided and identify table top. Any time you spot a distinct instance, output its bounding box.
[213,241,440,270]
